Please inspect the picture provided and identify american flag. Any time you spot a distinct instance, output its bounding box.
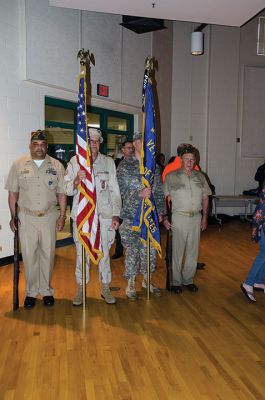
[76,70,103,264]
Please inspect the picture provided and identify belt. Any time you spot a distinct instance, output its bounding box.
[174,211,200,217]
[20,207,57,217]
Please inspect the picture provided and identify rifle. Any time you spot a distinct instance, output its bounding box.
[13,203,20,310]
[165,200,172,291]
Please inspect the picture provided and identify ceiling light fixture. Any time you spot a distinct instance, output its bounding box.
[191,23,207,56]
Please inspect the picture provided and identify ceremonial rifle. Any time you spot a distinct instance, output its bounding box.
[13,203,20,310]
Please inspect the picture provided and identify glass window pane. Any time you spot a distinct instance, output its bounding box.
[87,113,100,128]
[107,134,126,158]
[45,105,74,124]
[107,116,127,131]
[45,127,74,145]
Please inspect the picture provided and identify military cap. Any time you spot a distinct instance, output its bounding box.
[89,127,103,143]
[31,130,47,142]
[133,132,142,141]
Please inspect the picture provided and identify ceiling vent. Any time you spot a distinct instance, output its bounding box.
[257,16,265,55]
[120,16,166,34]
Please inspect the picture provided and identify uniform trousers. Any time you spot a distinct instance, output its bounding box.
[73,217,115,285]
[119,221,156,280]
[19,211,57,297]
[171,213,201,286]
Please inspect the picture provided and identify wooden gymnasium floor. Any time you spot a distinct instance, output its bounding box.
[0,221,264,400]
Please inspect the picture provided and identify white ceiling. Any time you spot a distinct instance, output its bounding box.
[49,0,265,27]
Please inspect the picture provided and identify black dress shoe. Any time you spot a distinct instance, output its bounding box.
[184,284,198,292]
[43,296,54,307]
[197,262,205,270]
[24,296,36,309]
[171,286,182,294]
[111,253,123,260]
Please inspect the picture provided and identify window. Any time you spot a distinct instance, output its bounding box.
[45,96,134,243]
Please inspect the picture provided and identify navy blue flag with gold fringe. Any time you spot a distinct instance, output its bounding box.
[132,78,161,257]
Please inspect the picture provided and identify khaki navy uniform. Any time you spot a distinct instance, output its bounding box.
[64,154,121,285]
[5,155,65,297]
[163,169,211,286]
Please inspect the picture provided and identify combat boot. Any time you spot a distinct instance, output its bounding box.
[126,276,138,300]
[142,274,162,297]
[72,285,83,306]
[101,283,116,304]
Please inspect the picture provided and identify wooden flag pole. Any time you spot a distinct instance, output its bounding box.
[77,48,94,310]
[144,57,153,301]
[82,246,86,310]
[147,233,150,301]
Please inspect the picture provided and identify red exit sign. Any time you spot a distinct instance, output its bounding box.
[97,84,109,97]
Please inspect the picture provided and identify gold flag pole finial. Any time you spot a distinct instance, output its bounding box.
[145,57,154,77]
[77,48,92,66]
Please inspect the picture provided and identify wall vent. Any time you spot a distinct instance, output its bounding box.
[257,16,265,55]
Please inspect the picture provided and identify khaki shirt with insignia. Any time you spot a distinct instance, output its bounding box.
[5,155,65,211]
[64,154,121,220]
[163,169,212,214]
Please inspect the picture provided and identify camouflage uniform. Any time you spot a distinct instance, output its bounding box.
[117,157,164,280]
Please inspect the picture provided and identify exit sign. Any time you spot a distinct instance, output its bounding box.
[97,84,109,97]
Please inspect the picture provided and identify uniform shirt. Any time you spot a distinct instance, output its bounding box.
[5,155,65,211]
[163,169,212,214]
[162,156,199,183]
[117,157,164,223]
[64,154,121,220]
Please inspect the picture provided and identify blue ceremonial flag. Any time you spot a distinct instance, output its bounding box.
[132,77,162,257]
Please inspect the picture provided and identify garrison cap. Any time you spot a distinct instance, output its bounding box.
[31,130,47,142]
[133,132,142,141]
[89,127,103,143]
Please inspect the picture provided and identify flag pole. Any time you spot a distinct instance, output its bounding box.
[144,58,153,301]
[82,245,86,310]
[77,48,93,310]
[147,232,150,300]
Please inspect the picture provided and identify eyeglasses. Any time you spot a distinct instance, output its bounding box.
[182,157,195,162]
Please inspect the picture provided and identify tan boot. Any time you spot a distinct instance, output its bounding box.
[126,276,138,300]
[101,283,116,304]
[142,274,162,297]
[72,285,83,306]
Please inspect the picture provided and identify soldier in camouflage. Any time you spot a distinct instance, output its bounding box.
[117,132,164,300]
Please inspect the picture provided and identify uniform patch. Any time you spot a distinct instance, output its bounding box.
[46,167,57,175]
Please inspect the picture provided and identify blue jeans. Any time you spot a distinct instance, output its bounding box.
[246,229,265,285]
